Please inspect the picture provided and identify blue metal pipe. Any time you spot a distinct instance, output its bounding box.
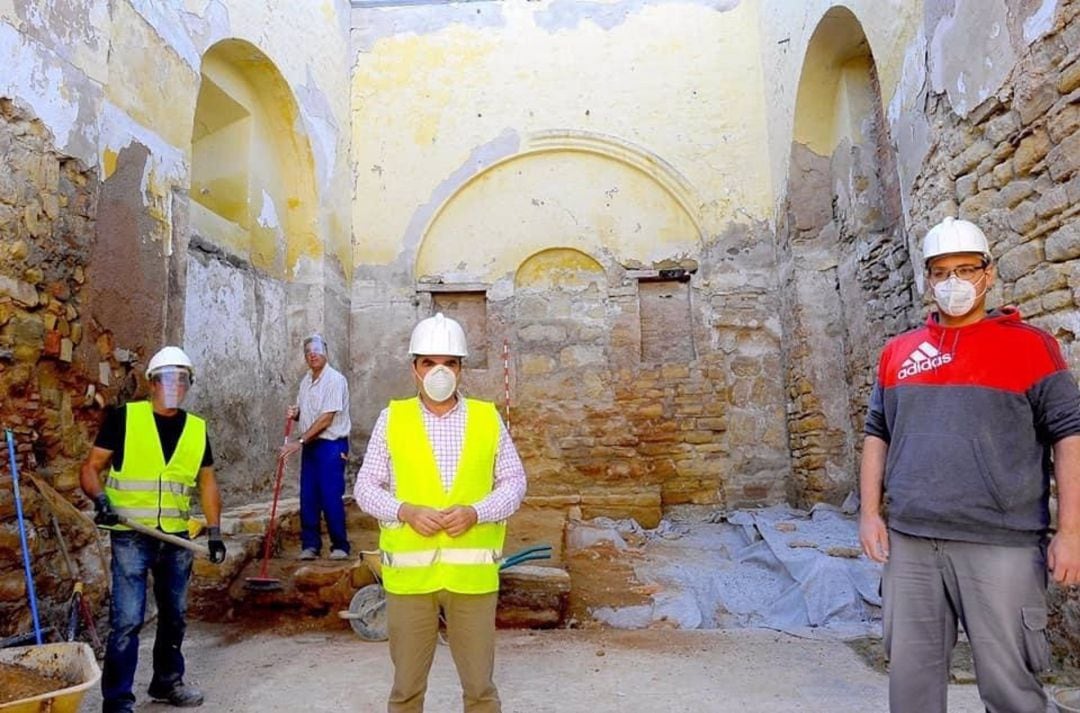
[5,428,42,645]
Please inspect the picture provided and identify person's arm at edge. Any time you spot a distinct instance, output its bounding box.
[1049,434,1080,585]
[197,466,222,528]
[80,447,113,499]
[858,435,889,563]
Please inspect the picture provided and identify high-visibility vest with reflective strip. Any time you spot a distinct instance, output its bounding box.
[104,401,205,534]
[380,397,505,595]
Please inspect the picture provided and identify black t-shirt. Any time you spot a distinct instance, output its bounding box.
[93,405,214,471]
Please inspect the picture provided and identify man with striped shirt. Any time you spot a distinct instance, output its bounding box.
[355,313,526,713]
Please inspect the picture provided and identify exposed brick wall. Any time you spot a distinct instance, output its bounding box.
[0,99,109,638]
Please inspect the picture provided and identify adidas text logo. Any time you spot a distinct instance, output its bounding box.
[897,341,952,380]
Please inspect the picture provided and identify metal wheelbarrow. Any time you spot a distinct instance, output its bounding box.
[339,545,553,641]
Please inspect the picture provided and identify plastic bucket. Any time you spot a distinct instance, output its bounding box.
[0,642,101,713]
[1054,687,1080,713]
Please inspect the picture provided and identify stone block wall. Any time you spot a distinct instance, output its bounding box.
[0,99,109,638]
[430,234,790,516]
[904,1,1080,665]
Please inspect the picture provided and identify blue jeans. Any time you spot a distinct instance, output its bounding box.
[101,530,194,713]
[300,437,350,554]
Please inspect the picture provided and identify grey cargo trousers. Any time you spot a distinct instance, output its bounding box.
[883,530,1050,713]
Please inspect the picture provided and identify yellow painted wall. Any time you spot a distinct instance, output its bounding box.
[352,1,773,277]
[416,147,700,282]
[191,43,320,277]
[515,248,606,290]
[106,1,200,150]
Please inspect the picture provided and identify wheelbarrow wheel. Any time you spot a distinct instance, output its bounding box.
[345,584,389,641]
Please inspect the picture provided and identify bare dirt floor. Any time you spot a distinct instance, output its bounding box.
[77,620,991,713]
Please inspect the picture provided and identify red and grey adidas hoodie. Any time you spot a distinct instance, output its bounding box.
[865,307,1080,546]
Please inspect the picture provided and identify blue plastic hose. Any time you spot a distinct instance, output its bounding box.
[5,429,42,645]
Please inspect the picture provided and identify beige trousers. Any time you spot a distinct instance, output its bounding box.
[386,590,501,713]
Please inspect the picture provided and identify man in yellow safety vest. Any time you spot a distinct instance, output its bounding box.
[355,313,527,713]
[80,346,225,712]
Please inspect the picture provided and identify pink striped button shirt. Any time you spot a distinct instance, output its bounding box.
[353,396,526,524]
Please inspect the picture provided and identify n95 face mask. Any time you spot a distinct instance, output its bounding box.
[932,276,980,317]
[422,365,457,402]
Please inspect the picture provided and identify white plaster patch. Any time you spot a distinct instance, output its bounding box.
[296,70,339,191]
[257,190,280,229]
[0,20,81,152]
[127,0,203,70]
[1023,0,1058,44]
[928,0,1015,118]
[179,0,232,59]
[887,24,931,219]
[291,253,323,282]
[534,0,739,33]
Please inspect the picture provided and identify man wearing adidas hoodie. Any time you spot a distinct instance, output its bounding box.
[859,216,1080,713]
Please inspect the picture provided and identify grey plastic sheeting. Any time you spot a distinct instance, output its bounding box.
[587,505,883,640]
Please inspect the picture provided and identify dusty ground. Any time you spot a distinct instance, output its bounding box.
[76,621,994,712]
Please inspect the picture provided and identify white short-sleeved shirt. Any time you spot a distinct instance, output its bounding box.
[296,364,351,440]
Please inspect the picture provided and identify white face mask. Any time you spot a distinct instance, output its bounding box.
[932,276,984,317]
[421,365,457,403]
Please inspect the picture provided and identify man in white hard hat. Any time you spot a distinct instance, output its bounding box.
[279,334,351,560]
[858,217,1080,712]
[80,346,225,712]
[355,313,526,713]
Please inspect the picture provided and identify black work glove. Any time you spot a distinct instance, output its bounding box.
[207,526,226,564]
[93,494,120,527]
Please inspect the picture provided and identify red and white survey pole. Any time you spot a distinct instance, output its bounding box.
[502,338,512,432]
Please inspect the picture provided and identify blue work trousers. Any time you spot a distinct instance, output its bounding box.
[300,437,350,554]
[101,530,194,713]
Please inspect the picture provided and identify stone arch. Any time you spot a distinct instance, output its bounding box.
[779,5,909,506]
[415,131,703,283]
[190,39,319,278]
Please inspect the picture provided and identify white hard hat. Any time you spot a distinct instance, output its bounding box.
[408,313,468,358]
[146,346,195,380]
[922,217,991,263]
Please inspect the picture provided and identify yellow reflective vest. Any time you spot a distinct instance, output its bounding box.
[380,397,505,595]
[104,401,205,534]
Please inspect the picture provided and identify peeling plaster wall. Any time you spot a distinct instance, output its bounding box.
[351,0,773,270]
[1,0,353,508]
[876,0,1058,215]
[349,0,789,514]
[183,244,291,499]
[758,0,922,216]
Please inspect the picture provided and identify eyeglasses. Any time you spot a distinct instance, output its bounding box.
[927,264,987,283]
